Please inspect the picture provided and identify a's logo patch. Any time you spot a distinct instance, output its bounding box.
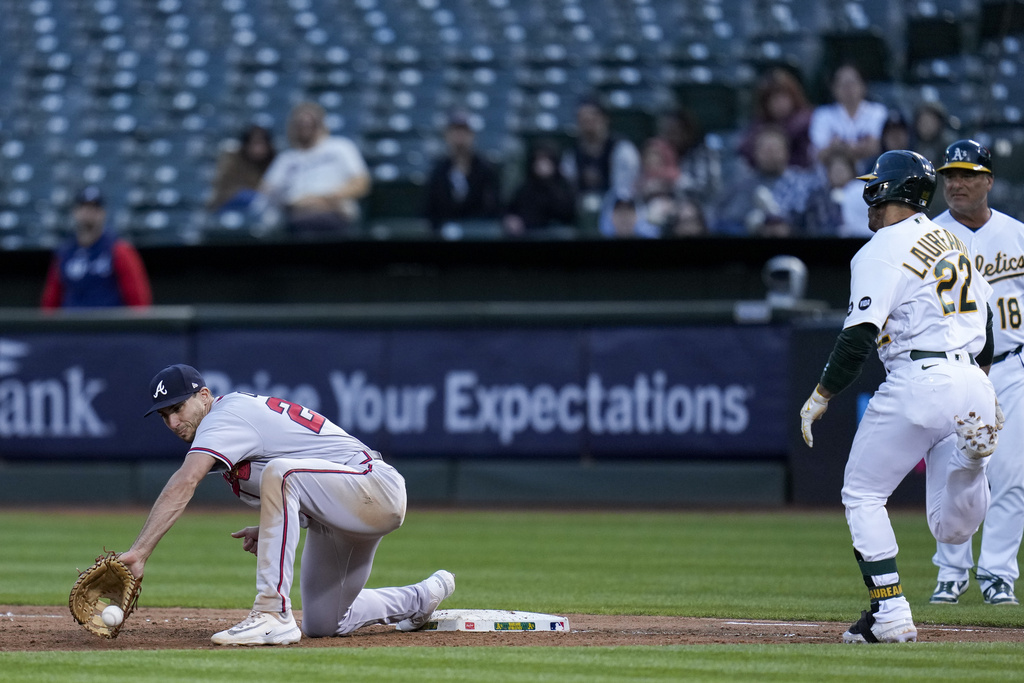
[858,297,872,310]
[153,380,167,398]
[952,148,969,161]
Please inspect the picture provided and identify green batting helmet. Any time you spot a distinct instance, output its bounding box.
[857,150,937,210]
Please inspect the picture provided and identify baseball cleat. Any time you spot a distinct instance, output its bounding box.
[955,412,998,459]
[211,609,302,646]
[842,610,917,644]
[397,570,456,632]
[980,577,1019,606]
[930,579,969,604]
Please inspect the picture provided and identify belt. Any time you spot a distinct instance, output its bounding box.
[910,349,976,365]
[993,344,1023,364]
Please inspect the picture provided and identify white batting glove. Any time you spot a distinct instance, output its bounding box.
[799,387,830,448]
[995,398,1005,431]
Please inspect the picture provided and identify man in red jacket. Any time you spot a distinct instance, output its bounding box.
[41,186,152,309]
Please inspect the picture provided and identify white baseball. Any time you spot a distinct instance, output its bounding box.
[101,605,124,627]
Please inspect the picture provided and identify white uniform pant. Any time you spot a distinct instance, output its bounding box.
[253,457,433,637]
[934,353,1024,585]
[842,359,994,567]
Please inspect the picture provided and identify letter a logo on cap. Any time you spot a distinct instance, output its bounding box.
[153,380,167,399]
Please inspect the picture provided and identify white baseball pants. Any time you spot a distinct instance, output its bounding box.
[251,456,432,636]
[842,359,994,566]
[934,353,1024,586]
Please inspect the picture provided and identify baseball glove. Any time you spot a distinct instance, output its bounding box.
[68,550,142,639]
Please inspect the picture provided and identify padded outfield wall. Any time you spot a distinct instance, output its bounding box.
[0,301,915,508]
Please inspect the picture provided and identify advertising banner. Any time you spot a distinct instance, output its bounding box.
[195,326,789,458]
[1,325,790,460]
[0,333,189,458]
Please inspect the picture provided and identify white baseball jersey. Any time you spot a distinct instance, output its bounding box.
[838,211,996,629]
[185,391,429,634]
[844,212,992,372]
[932,207,1024,589]
[189,392,374,506]
[934,208,1024,356]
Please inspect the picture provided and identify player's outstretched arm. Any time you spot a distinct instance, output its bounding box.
[119,451,216,578]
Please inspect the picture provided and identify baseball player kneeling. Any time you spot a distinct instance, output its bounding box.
[800,150,1000,643]
[117,364,455,645]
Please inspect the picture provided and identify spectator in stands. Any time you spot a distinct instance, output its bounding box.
[803,148,870,237]
[712,125,818,236]
[755,213,795,238]
[654,105,722,206]
[738,67,815,169]
[912,101,957,218]
[636,137,680,201]
[207,124,276,213]
[880,109,912,154]
[502,139,576,236]
[663,194,709,238]
[260,101,370,238]
[560,94,641,217]
[643,191,684,234]
[809,63,889,175]
[40,186,152,309]
[635,137,684,233]
[913,100,957,167]
[423,109,502,234]
[598,192,659,239]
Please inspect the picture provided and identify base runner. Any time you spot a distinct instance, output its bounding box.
[799,150,1000,643]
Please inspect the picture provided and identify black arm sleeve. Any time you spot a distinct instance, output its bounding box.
[818,322,879,395]
[976,303,995,367]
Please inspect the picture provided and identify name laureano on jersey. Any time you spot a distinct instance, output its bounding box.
[901,227,970,279]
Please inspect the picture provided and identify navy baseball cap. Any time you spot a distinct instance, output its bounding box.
[74,185,105,206]
[145,364,206,416]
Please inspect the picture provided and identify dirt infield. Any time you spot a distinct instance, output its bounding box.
[2,606,1023,650]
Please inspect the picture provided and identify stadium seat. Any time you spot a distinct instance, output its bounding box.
[673,80,746,133]
[980,0,1024,41]
[363,178,426,222]
[3,0,1024,245]
[906,13,963,66]
[607,108,658,147]
[818,30,894,84]
[988,128,1024,184]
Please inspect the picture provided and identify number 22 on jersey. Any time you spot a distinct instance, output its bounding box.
[934,254,978,315]
[266,396,326,433]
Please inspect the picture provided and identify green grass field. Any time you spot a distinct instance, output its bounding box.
[1,508,1023,681]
